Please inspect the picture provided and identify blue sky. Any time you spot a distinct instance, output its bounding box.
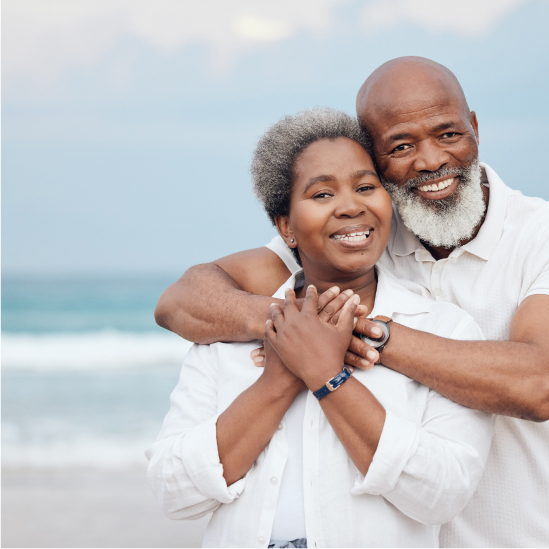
[3,0,549,276]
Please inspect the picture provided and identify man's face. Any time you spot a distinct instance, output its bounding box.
[367,93,479,195]
[358,76,486,249]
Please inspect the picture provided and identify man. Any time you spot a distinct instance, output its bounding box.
[155,57,549,547]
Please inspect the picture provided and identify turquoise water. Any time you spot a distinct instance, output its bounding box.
[2,276,173,333]
[2,276,192,470]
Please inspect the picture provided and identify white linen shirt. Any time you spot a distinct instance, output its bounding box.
[266,162,549,548]
[146,267,494,548]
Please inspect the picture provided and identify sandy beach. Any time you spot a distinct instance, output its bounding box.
[2,467,210,548]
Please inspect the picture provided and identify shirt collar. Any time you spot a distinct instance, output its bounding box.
[388,162,508,262]
[460,162,508,261]
[275,265,430,318]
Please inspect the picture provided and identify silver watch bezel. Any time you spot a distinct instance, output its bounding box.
[360,319,390,348]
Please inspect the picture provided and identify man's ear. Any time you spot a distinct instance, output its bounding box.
[275,216,297,248]
[470,111,479,145]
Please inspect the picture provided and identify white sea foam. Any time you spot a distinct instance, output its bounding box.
[1,330,194,371]
[2,430,153,471]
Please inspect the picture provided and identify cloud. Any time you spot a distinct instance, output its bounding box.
[362,0,528,36]
[3,0,530,91]
[2,0,344,88]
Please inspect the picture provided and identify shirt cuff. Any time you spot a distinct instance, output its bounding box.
[179,415,249,504]
[351,409,419,496]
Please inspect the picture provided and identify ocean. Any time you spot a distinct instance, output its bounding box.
[2,276,193,471]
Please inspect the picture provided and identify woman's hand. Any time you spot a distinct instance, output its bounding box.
[261,338,306,394]
[250,286,374,367]
[265,285,360,391]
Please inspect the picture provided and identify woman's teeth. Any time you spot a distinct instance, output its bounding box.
[417,177,454,192]
[332,231,370,242]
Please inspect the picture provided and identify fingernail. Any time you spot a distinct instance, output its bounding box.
[343,289,354,296]
[372,327,382,336]
[329,286,340,295]
[270,303,277,308]
[251,349,259,357]
[367,350,378,362]
[353,295,360,305]
[254,356,264,364]
[353,317,358,328]
[360,358,370,368]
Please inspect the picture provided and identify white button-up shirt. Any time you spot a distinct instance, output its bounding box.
[146,267,494,548]
[267,163,549,548]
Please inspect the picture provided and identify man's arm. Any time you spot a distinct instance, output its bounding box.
[154,247,292,344]
[350,294,549,421]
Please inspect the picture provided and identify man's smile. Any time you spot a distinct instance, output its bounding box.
[412,175,459,201]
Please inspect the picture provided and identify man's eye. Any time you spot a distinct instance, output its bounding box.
[393,144,411,152]
[441,132,458,138]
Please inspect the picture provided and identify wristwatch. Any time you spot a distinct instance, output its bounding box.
[359,315,392,354]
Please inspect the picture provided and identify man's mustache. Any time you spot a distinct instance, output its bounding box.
[395,166,466,191]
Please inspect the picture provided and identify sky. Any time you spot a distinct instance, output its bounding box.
[3,0,549,276]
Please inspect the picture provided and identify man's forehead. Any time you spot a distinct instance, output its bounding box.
[357,58,469,130]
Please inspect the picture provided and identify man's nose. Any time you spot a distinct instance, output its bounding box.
[413,139,451,173]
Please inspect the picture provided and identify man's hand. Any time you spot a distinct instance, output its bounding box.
[251,286,382,368]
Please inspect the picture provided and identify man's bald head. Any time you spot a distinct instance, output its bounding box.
[356,57,470,131]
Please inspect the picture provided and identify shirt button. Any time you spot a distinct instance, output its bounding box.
[270,476,278,484]
[277,423,283,430]
[257,536,265,544]
[434,289,442,297]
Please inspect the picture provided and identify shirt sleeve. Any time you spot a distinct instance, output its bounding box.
[265,235,301,274]
[145,344,249,520]
[351,317,495,525]
[523,222,549,300]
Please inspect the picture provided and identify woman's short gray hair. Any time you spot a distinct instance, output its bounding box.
[251,107,372,225]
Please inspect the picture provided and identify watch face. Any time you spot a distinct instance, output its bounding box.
[360,320,390,348]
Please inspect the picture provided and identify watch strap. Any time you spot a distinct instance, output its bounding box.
[313,366,354,400]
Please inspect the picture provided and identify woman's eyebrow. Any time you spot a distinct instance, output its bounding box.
[303,174,335,194]
[351,169,377,179]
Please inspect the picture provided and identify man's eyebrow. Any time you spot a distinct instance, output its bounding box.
[432,121,460,133]
[386,132,414,145]
[303,174,335,194]
[385,121,462,146]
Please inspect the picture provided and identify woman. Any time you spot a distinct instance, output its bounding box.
[146,108,494,548]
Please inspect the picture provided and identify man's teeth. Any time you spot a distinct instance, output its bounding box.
[417,178,454,192]
[333,231,370,242]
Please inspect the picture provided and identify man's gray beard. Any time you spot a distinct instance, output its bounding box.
[382,157,486,249]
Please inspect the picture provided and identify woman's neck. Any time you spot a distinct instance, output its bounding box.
[299,266,377,315]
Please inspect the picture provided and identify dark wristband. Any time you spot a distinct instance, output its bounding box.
[313,366,354,400]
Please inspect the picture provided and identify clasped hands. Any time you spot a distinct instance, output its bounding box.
[253,285,384,392]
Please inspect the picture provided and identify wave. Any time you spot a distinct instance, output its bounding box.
[1,330,194,371]
[2,429,153,471]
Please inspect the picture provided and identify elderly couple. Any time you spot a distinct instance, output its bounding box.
[145,57,549,548]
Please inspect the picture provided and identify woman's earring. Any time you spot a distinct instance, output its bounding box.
[290,239,295,244]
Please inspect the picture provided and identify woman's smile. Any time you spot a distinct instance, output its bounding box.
[330,224,375,249]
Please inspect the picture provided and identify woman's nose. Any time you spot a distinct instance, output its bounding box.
[334,193,365,218]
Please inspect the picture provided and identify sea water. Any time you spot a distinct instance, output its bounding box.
[2,276,194,470]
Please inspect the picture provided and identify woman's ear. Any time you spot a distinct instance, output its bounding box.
[275,216,297,248]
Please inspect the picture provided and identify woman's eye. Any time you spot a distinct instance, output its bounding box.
[358,185,375,192]
[313,192,332,199]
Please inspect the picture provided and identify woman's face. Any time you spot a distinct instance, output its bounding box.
[279,137,393,279]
